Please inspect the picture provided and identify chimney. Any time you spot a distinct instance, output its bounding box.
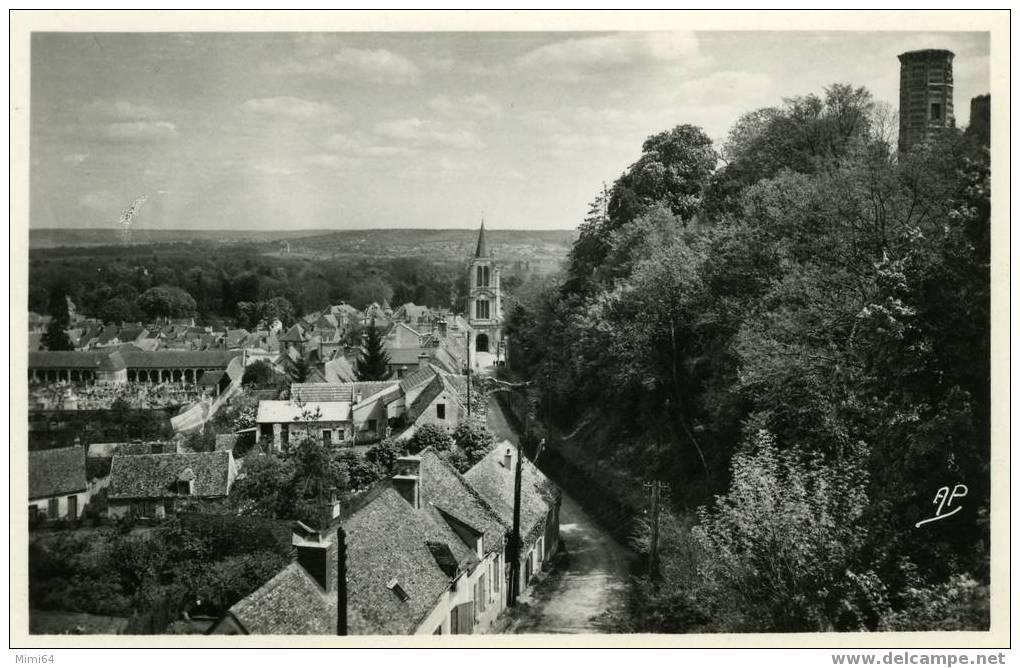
[417,353,430,369]
[503,446,513,469]
[292,523,338,593]
[392,455,422,509]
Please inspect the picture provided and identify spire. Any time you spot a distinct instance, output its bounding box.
[474,218,487,259]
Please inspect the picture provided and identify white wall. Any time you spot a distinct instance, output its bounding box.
[29,490,89,520]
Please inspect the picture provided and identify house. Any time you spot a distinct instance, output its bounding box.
[464,443,561,595]
[397,375,466,440]
[29,446,89,522]
[211,448,527,635]
[256,398,353,450]
[106,450,237,519]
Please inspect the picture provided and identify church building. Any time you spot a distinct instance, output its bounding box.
[467,220,503,358]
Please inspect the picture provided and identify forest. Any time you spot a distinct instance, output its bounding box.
[28,243,474,325]
[504,84,991,632]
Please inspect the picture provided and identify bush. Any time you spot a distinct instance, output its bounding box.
[692,430,876,632]
[406,423,453,454]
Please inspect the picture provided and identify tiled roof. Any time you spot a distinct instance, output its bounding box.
[464,443,559,545]
[29,446,87,499]
[290,381,398,404]
[323,357,357,383]
[256,400,351,424]
[343,487,471,635]
[28,351,112,369]
[405,376,446,424]
[398,366,437,393]
[278,324,307,343]
[108,450,233,500]
[419,449,506,555]
[387,347,433,366]
[120,350,239,369]
[98,351,126,372]
[228,562,338,635]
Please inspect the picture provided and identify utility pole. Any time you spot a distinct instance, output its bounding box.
[466,330,471,417]
[336,527,347,636]
[644,481,670,578]
[509,427,523,606]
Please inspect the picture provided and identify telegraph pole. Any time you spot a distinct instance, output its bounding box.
[644,481,670,578]
[336,527,347,636]
[466,330,471,417]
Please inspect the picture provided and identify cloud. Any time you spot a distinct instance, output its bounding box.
[325,133,414,157]
[240,97,346,121]
[517,32,703,78]
[268,47,420,85]
[428,93,502,118]
[374,118,485,150]
[673,71,774,106]
[303,153,358,170]
[103,121,177,142]
[78,190,116,210]
[84,99,160,120]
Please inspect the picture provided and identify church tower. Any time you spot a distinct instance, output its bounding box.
[467,219,502,357]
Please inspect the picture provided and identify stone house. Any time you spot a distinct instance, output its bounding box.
[106,450,237,519]
[29,446,90,522]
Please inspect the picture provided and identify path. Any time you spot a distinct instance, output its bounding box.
[486,393,634,633]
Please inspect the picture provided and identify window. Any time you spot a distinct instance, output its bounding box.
[436,403,446,420]
[67,495,78,519]
[174,480,193,495]
[930,102,942,122]
[475,299,490,320]
[322,429,332,445]
[476,265,490,287]
[367,419,377,433]
[47,498,59,519]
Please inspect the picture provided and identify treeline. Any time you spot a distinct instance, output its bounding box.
[29,244,471,324]
[506,84,990,632]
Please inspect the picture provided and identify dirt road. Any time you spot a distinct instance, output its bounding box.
[487,394,634,633]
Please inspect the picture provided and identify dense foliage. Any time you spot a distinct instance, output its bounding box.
[28,517,291,629]
[507,84,991,631]
[29,244,469,325]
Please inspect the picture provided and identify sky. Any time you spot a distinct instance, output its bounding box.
[29,31,989,232]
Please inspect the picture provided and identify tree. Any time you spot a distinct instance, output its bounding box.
[138,285,197,321]
[608,124,716,226]
[241,360,276,387]
[450,419,496,472]
[349,276,394,309]
[364,437,408,475]
[41,318,73,351]
[356,320,391,381]
[100,297,139,324]
[406,424,453,454]
[230,454,294,518]
[693,431,878,632]
[290,357,312,384]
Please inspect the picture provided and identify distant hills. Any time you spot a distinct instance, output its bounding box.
[29,227,578,269]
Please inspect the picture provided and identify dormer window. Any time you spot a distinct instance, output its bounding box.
[387,578,410,602]
[176,468,195,495]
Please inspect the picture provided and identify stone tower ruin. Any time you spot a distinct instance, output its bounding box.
[898,49,955,152]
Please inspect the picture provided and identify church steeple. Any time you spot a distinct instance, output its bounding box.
[474,218,487,258]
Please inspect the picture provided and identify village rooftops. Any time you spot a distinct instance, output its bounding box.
[225,561,338,635]
[464,442,561,546]
[107,450,234,501]
[256,400,352,423]
[342,486,477,634]
[289,381,398,404]
[29,446,87,500]
[418,449,506,556]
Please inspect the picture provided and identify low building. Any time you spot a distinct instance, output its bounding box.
[256,399,353,450]
[209,446,548,636]
[106,450,237,519]
[464,443,562,595]
[29,446,89,522]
